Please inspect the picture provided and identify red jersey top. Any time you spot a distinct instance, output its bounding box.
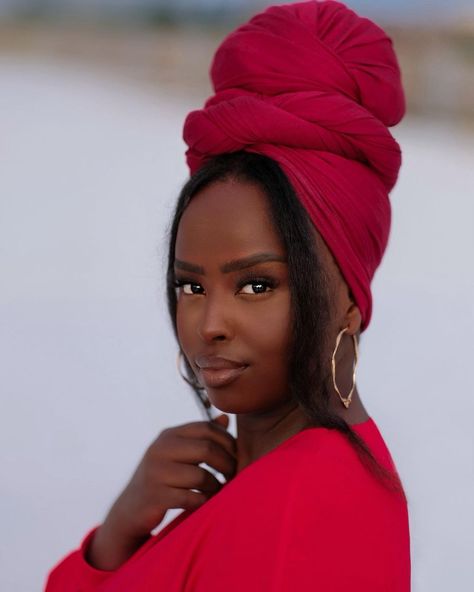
[45,418,410,591]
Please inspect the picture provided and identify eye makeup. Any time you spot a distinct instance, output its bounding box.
[173,272,280,296]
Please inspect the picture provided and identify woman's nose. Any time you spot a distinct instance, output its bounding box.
[197,295,234,343]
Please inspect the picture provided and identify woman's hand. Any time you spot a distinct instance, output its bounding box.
[109,413,237,537]
[86,414,237,571]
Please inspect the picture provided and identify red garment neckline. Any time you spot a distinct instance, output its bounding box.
[232,417,375,481]
[280,416,374,447]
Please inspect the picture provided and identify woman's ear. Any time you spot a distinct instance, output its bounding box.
[345,302,362,335]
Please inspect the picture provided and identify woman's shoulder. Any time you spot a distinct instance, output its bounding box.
[255,417,405,502]
[214,417,408,549]
[254,417,409,541]
[277,417,396,468]
[253,418,411,589]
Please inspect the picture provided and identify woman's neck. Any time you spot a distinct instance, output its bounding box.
[234,390,368,474]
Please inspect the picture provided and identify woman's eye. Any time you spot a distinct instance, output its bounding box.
[174,278,275,296]
[175,281,204,295]
[183,283,201,295]
[239,281,273,295]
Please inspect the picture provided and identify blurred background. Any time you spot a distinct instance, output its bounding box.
[0,1,473,590]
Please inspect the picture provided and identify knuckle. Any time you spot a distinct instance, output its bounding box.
[192,491,208,507]
[184,421,205,434]
[176,489,189,508]
[143,444,156,464]
[144,442,162,464]
[200,440,215,457]
[181,490,206,509]
[198,468,211,487]
[158,427,174,443]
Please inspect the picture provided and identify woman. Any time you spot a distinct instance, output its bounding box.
[45,1,410,590]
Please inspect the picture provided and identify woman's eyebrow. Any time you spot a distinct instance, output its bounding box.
[174,253,286,275]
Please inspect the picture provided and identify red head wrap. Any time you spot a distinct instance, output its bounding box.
[182,0,405,331]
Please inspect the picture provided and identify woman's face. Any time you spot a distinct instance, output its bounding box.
[174,178,292,415]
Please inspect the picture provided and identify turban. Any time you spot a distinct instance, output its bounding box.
[182,0,405,331]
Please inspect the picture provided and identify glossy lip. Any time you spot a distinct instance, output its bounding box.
[195,355,248,389]
[195,355,246,370]
[199,366,248,389]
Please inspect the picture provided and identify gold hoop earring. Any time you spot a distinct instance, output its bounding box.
[331,327,359,409]
[176,351,212,409]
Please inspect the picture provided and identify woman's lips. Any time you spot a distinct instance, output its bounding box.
[199,366,247,388]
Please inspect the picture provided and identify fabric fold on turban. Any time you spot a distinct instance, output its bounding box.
[183,0,405,331]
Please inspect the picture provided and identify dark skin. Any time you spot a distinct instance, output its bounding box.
[175,178,369,472]
[86,178,368,571]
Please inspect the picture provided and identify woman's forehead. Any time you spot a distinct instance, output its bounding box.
[175,179,285,258]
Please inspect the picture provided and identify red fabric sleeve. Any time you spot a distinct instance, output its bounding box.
[44,511,192,591]
[44,525,116,591]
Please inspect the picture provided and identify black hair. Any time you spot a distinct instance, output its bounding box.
[166,150,404,495]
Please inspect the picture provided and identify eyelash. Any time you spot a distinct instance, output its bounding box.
[173,275,278,296]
